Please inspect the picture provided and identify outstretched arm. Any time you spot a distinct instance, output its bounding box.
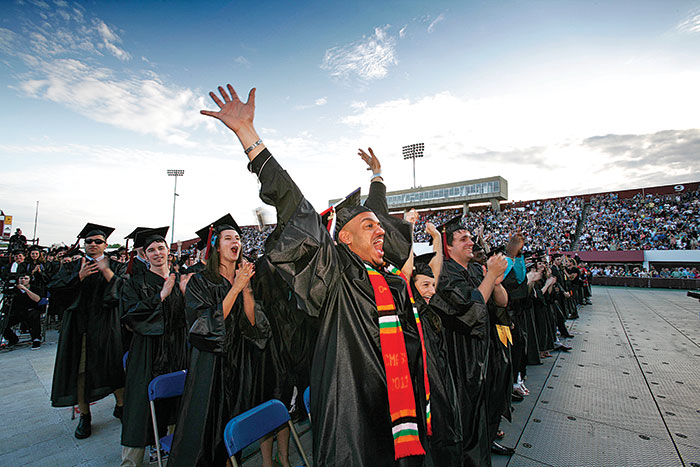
[360,147,413,269]
[200,82,338,318]
[358,147,383,183]
[201,84,266,161]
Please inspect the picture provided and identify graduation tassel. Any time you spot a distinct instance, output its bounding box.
[126,250,136,274]
[442,230,450,261]
[204,225,214,260]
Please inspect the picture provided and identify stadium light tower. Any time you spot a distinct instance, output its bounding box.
[167,169,185,244]
[402,143,424,188]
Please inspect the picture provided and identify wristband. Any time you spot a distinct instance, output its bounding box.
[371,172,382,180]
[244,139,263,155]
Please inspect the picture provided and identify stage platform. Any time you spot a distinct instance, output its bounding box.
[0,286,698,466]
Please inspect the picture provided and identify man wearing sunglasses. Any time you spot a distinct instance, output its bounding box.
[50,223,126,440]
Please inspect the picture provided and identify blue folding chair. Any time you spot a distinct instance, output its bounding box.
[303,386,311,424]
[148,370,188,467]
[223,399,311,467]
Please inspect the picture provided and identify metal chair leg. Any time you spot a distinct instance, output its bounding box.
[149,401,163,467]
[288,420,311,467]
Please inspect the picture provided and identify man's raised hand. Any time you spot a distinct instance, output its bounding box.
[358,147,381,176]
[201,84,256,133]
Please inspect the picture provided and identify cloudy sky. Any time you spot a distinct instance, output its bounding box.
[1,0,699,245]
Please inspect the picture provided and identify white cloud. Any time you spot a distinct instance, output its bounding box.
[321,25,398,81]
[399,25,408,38]
[234,55,250,66]
[95,20,130,61]
[295,96,329,110]
[677,7,700,33]
[338,71,700,200]
[1,1,203,145]
[427,14,445,34]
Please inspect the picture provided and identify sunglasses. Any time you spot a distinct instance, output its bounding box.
[85,239,105,245]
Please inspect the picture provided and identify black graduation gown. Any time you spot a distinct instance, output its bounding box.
[182,261,205,275]
[250,150,430,467]
[168,273,271,467]
[433,258,490,467]
[252,256,314,405]
[45,261,73,318]
[49,259,125,407]
[501,268,533,378]
[466,263,513,443]
[532,283,555,351]
[413,290,463,467]
[120,270,190,447]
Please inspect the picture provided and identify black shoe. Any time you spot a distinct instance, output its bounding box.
[5,336,19,347]
[75,414,92,439]
[113,405,123,420]
[511,391,524,402]
[562,333,575,339]
[491,441,515,455]
[31,339,41,350]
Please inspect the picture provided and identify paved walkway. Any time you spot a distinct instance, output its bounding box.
[0,287,698,466]
[505,287,700,467]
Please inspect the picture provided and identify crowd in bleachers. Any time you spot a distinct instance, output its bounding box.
[590,265,700,278]
[412,198,582,253]
[578,190,700,251]
[227,189,699,256]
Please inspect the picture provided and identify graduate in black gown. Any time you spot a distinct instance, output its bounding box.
[470,244,514,452]
[168,215,271,467]
[119,227,191,466]
[358,147,463,465]
[501,234,539,398]
[200,83,432,467]
[432,217,508,467]
[412,247,464,466]
[50,223,125,439]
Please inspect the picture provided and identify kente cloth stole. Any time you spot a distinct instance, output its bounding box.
[386,265,432,437]
[365,264,427,460]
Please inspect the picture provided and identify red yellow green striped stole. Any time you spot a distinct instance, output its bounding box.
[386,265,432,436]
[365,264,427,459]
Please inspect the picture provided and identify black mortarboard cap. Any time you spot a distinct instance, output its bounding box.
[27,245,44,253]
[413,252,436,278]
[195,214,242,242]
[551,252,563,260]
[486,245,506,258]
[125,227,150,240]
[196,214,242,259]
[321,188,363,238]
[435,215,465,238]
[78,222,115,240]
[65,247,84,257]
[431,215,465,260]
[134,226,170,249]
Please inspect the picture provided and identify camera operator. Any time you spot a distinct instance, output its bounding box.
[2,249,30,281]
[8,228,28,255]
[2,273,45,349]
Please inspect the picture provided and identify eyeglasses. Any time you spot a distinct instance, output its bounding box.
[85,239,105,245]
